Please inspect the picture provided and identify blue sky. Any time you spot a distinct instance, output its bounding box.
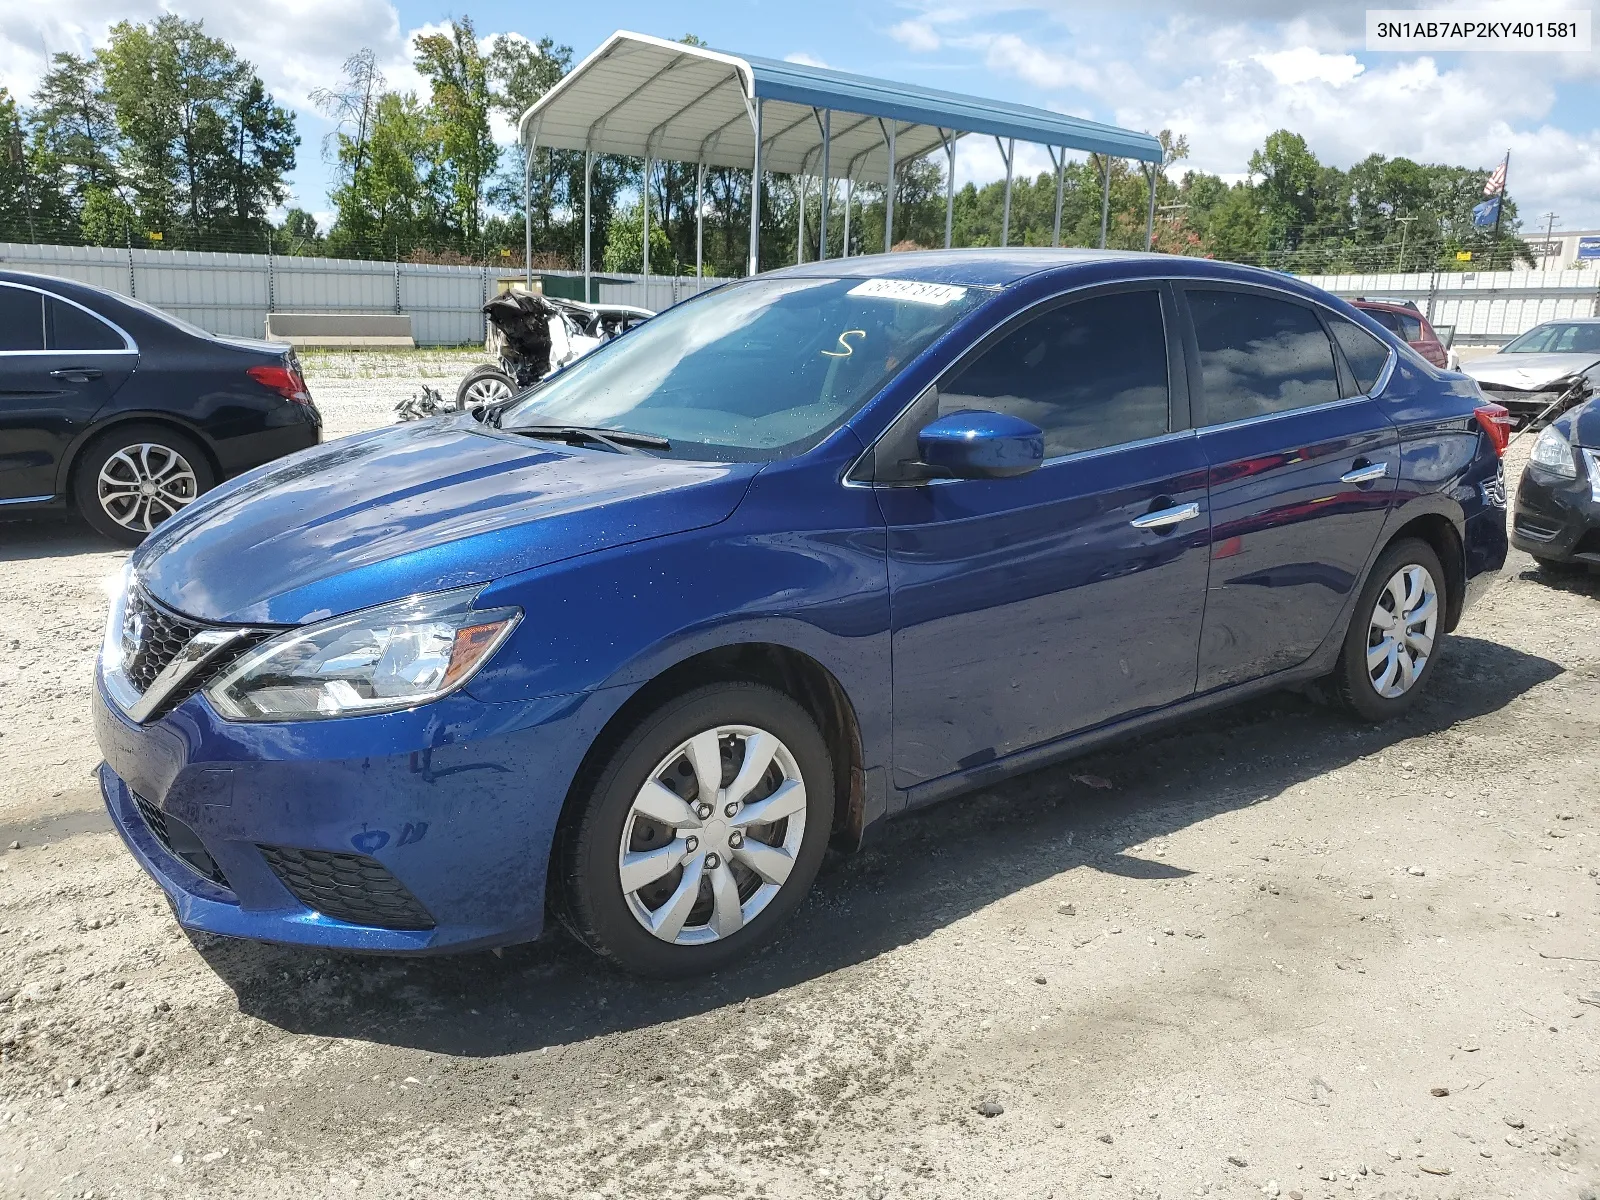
[4,0,1598,230]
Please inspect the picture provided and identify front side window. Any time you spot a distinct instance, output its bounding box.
[1188,290,1341,424]
[501,276,989,461]
[0,286,45,352]
[934,289,1170,459]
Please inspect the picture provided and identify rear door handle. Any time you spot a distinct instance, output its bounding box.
[1340,461,1388,484]
[49,368,103,383]
[1130,501,1201,530]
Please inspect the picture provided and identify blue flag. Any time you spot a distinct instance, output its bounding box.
[1472,196,1501,227]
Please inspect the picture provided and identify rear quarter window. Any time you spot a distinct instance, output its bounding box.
[1327,315,1393,394]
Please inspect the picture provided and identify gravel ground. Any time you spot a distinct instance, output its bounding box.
[1,368,1597,1200]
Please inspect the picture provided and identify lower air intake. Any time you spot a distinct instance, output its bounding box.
[258,845,435,930]
[133,793,231,889]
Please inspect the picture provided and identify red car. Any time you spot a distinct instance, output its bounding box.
[1352,298,1450,368]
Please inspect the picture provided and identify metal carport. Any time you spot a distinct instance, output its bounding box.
[517,30,1164,294]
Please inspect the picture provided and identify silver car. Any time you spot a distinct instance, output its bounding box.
[1465,318,1600,425]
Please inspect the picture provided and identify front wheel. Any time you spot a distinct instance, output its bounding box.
[558,682,835,977]
[1330,537,1446,721]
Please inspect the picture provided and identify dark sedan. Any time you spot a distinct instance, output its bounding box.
[1512,394,1600,572]
[0,270,321,544]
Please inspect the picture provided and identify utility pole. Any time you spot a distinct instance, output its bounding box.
[1395,215,1417,273]
[1541,212,1559,268]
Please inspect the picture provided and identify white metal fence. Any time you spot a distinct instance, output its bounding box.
[0,242,719,345]
[1299,269,1600,345]
[8,241,1597,349]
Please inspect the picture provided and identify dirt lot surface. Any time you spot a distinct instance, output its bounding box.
[1,359,1597,1200]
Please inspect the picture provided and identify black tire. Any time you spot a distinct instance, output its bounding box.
[1330,537,1447,722]
[559,682,835,978]
[72,424,215,546]
[455,365,517,411]
[1533,555,1586,576]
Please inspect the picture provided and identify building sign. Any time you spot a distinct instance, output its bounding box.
[1579,236,1600,260]
[1524,239,1562,259]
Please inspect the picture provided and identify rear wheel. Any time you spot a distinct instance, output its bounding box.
[1330,537,1446,721]
[73,424,214,546]
[455,365,516,412]
[559,682,835,977]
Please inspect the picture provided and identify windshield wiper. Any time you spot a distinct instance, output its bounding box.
[506,424,671,454]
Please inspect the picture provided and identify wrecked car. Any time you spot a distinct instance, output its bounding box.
[455,291,654,410]
[1464,318,1600,428]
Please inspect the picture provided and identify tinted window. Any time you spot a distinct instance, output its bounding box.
[47,297,124,351]
[1395,313,1423,341]
[1189,290,1340,424]
[936,290,1169,458]
[1363,308,1405,336]
[0,286,45,351]
[1327,316,1392,393]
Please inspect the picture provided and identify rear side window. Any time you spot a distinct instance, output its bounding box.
[1188,290,1341,424]
[47,297,124,351]
[1327,316,1393,393]
[0,286,46,351]
[1395,313,1422,341]
[937,289,1170,458]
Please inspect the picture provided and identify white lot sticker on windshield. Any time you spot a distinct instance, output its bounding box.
[847,278,968,306]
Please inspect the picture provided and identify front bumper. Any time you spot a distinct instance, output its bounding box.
[94,670,615,953]
[1511,455,1600,565]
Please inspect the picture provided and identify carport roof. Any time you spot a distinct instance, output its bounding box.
[517,31,1163,186]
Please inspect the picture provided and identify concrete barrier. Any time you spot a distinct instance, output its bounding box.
[264,312,415,348]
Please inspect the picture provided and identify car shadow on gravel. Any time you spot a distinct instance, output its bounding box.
[202,633,1559,1058]
[0,513,117,560]
[1517,562,1600,598]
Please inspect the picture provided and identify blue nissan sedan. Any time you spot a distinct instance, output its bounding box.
[94,250,1508,976]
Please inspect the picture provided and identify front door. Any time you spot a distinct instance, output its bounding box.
[1181,286,1398,692]
[875,285,1211,789]
[0,283,136,502]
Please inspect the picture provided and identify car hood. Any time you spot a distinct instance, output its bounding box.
[1465,352,1600,390]
[134,417,759,625]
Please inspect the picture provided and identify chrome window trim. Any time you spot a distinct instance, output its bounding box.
[0,280,139,355]
[844,272,1400,484]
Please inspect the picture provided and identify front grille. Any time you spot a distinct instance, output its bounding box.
[133,793,231,888]
[123,590,203,692]
[258,846,435,930]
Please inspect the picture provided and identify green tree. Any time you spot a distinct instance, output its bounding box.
[327,90,437,257]
[413,17,497,248]
[29,53,120,225]
[601,203,677,273]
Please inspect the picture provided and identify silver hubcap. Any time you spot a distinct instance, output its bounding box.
[1367,564,1438,699]
[462,375,513,408]
[97,443,199,532]
[619,725,807,946]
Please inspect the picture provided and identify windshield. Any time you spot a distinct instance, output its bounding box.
[1502,322,1600,354]
[500,275,990,460]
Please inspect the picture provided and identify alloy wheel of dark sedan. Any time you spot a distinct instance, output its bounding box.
[73,425,215,545]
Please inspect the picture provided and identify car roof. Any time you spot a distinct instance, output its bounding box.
[764,247,1327,294]
[0,268,120,306]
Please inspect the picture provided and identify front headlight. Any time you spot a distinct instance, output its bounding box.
[1529,424,1579,480]
[204,588,520,721]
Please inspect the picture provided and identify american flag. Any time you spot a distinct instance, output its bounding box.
[1483,157,1507,197]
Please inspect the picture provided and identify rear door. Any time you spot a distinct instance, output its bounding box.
[0,282,137,502]
[1182,285,1398,693]
[877,284,1212,787]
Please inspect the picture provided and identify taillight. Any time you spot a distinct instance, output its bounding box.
[1473,403,1512,457]
[247,363,313,406]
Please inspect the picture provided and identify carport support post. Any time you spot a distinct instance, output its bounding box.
[882,120,896,251]
[583,150,593,301]
[842,175,852,257]
[998,137,1014,248]
[1098,155,1111,249]
[1145,162,1157,251]
[695,161,705,278]
[1051,147,1065,248]
[748,98,763,277]
[818,110,831,260]
[523,139,534,291]
[796,169,806,264]
[943,130,955,249]
[642,155,651,291]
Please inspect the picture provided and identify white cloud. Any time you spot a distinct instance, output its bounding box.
[784,51,829,69]
[890,19,942,53]
[982,33,1100,91]
[1253,46,1363,86]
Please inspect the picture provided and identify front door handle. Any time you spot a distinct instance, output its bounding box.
[49,368,103,383]
[1130,501,1202,530]
[1340,461,1388,485]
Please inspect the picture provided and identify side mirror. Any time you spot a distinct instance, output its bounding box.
[914,409,1044,480]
